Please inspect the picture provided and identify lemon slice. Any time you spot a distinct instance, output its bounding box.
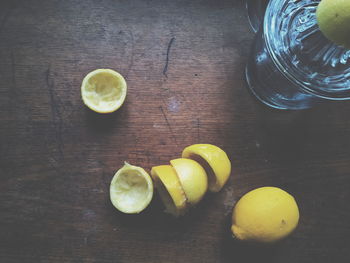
[170,158,208,205]
[81,69,127,113]
[151,165,187,216]
[110,162,153,214]
[182,144,231,192]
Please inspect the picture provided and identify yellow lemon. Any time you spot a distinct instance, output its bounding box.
[151,165,187,216]
[170,158,208,205]
[316,0,350,48]
[81,69,127,113]
[182,144,231,192]
[231,187,299,243]
[110,162,153,214]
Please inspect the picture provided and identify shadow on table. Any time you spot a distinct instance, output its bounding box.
[220,214,287,263]
[249,99,347,165]
[107,192,213,238]
[84,105,127,133]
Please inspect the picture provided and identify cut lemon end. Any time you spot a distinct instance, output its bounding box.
[110,162,153,214]
[151,165,187,216]
[81,69,127,113]
[170,158,208,206]
[182,144,231,192]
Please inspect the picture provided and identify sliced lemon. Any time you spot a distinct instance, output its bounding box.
[110,162,153,214]
[81,69,127,113]
[182,144,231,192]
[151,165,187,216]
[170,158,208,205]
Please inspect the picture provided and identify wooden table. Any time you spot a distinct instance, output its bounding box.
[1,0,350,262]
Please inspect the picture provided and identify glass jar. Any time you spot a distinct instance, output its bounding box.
[245,0,350,109]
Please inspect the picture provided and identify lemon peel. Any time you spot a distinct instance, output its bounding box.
[182,144,231,192]
[170,158,208,206]
[231,187,299,243]
[151,165,187,216]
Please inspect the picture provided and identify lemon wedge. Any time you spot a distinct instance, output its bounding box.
[110,162,153,214]
[182,144,231,192]
[151,165,187,216]
[170,158,208,205]
[231,187,300,243]
[81,69,127,113]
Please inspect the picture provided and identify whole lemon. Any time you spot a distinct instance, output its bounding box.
[231,187,299,243]
[316,0,350,49]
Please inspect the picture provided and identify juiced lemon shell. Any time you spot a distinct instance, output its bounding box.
[110,162,153,214]
[81,69,127,113]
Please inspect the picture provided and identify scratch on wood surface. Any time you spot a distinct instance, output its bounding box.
[197,118,200,142]
[97,160,111,189]
[48,157,62,174]
[126,30,135,79]
[8,50,18,114]
[163,37,175,78]
[145,150,150,166]
[0,6,14,34]
[159,106,178,146]
[45,66,64,159]
[10,51,16,90]
[11,168,56,183]
[5,192,85,211]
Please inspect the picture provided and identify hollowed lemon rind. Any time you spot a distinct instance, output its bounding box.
[110,162,153,214]
[81,69,127,114]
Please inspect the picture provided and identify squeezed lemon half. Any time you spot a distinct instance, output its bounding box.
[231,187,300,243]
[110,162,153,214]
[182,144,231,192]
[81,69,127,113]
[151,165,187,216]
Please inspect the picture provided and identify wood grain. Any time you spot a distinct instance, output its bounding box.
[1,0,350,262]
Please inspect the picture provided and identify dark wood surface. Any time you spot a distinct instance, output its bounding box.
[1,0,350,262]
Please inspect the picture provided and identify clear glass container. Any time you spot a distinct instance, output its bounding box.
[245,0,350,109]
[246,0,269,33]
